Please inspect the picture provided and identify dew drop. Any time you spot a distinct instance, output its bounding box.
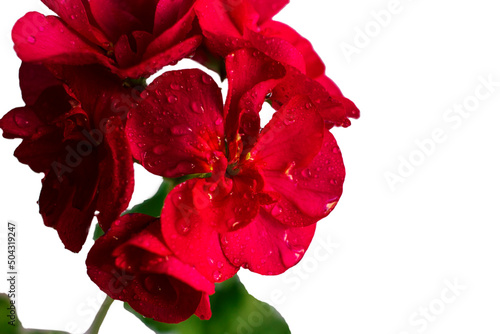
[14,113,30,128]
[27,36,36,44]
[212,270,222,281]
[301,168,312,178]
[271,204,283,217]
[170,125,192,136]
[153,144,169,155]
[167,95,178,104]
[202,74,212,85]
[284,117,296,125]
[190,101,204,114]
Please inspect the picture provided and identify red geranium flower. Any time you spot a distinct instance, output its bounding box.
[126,65,346,281]
[87,213,214,323]
[193,0,359,127]
[12,0,201,79]
[0,63,134,252]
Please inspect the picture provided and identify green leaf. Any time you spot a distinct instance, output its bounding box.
[124,276,291,334]
[0,294,69,334]
[124,179,174,217]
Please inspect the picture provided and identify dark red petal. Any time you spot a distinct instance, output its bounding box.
[153,0,196,36]
[95,117,134,232]
[0,107,45,140]
[161,180,239,282]
[12,12,109,66]
[39,156,99,252]
[19,62,61,105]
[126,69,224,178]
[114,31,153,69]
[249,0,289,24]
[89,0,150,42]
[220,210,316,275]
[250,95,324,171]
[262,130,345,227]
[41,0,107,46]
[117,35,202,79]
[87,214,212,323]
[14,131,63,174]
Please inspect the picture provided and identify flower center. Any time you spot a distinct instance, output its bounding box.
[226,162,241,177]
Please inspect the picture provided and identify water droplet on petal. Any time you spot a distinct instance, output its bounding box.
[167,95,178,103]
[14,113,30,128]
[212,270,222,281]
[284,117,296,125]
[27,36,36,44]
[202,74,212,84]
[170,125,192,136]
[153,144,169,155]
[301,168,312,178]
[271,204,283,217]
[190,101,204,114]
[215,117,223,126]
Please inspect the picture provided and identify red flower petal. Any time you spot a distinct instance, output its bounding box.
[250,95,324,172]
[224,48,285,153]
[12,12,109,66]
[161,180,239,283]
[118,35,202,79]
[195,293,212,320]
[220,210,316,275]
[87,214,213,323]
[126,69,224,178]
[262,130,345,227]
[19,62,61,105]
[95,117,135,232]
[39,154,99,252]
[0,107,45,140]
[153,0,196,36]
[88,0,155,42]
[261,21,324,78]
[271,64,357,128]
[41,0,107,46]
[248,0,289,24]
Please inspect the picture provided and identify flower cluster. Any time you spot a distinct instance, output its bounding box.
[1,0,358,324]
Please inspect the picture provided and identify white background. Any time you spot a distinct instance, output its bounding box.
[1,0,500,333]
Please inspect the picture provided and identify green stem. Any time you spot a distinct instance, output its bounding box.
[84,296,114,334]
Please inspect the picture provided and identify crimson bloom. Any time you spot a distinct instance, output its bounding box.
[126,64,347,282]
[0,63,134,252]
[12,0,201,79]
[194,0,359,127]
[87,213,214,323]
